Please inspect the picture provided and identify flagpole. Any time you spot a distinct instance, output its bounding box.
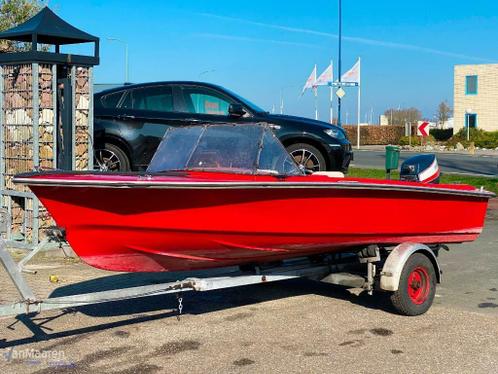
[314,87,318,120]
[357,57,361,150]
[313,64,318,120]
[337,0,342,127]
[330,59,334,124]
[330,85,334,124]
[280,89,284,114]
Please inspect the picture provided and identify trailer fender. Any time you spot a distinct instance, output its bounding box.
[380,243,441,292]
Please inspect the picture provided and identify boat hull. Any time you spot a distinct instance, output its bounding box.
[27,179,490,272]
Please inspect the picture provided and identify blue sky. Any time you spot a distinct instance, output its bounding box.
[52,0,498,123]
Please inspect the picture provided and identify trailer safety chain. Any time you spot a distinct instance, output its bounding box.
[176,294,183,320]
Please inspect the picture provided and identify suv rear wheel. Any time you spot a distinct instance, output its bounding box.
[94,143,130,172]
[286,143,326,172]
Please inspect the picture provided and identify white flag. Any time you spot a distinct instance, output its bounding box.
[341,59,361,84]
[314,63,333,87]
[301,65,317,95]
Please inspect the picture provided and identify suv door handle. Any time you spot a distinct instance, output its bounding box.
[117,114,136,120]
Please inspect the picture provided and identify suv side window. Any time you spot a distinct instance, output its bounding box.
[100,91,124,108]
[131,86,174,112]
[180,86,234,115]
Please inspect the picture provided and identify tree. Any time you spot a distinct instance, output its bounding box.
[383,107,422,126]
[0,0,44,52]
[436,101,452,128]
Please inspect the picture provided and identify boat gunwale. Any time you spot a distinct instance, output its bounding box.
[13,175,496,199]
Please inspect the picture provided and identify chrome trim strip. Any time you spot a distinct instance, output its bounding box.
[12,177,495,198]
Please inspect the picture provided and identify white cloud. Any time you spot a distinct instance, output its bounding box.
[195,12,491,62]
[194,33,322,49]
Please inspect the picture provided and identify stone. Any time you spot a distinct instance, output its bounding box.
[40,145,53,160]
[468,142,476,155]
[76,143,88,156]
[40,108,54,124]
[77,95,89,110]
[455,142,464,151]
[40,92,52,108]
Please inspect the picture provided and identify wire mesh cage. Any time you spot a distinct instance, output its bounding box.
[74,66,90,170]
[0,62,93,248]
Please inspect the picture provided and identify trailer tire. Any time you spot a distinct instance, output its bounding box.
[390,253,436,316]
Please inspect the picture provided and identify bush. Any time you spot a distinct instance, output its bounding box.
[398,135,435,146]
[447,128,498,149]
[429,128,453,141]
[399,136,419,146]
[343,125,412,145]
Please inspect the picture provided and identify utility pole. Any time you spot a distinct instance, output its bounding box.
[337,0,342,127]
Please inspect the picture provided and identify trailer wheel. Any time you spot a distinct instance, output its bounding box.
[390,253,436,316]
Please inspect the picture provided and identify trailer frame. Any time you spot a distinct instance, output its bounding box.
[0,238,442,319]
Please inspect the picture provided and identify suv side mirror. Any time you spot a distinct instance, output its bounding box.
[228,103,246,117]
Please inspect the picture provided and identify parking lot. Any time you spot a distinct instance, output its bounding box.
[0,200,497,374]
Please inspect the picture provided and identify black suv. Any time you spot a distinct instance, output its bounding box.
[93,82,353,172]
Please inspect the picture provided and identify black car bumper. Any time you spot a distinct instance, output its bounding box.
[327,143,353,172]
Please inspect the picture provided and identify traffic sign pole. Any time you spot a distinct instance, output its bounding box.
[337,0,342,127]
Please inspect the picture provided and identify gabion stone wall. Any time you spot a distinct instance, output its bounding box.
[2,64,34,192]
[1,63,92,245]
[74,66,90,170]
[39,64,55,170]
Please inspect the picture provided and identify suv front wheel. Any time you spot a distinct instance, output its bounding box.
[286,143,327,172]
[94,143,130,172]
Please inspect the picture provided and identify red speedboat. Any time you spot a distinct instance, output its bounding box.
[14,124,494,273]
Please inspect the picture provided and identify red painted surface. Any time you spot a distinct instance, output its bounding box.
[19,171,492,273]
[407,266,430,305]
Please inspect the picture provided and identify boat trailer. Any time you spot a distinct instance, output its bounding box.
[0,238,443,318]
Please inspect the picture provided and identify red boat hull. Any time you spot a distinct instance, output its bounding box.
[20,172,491,272]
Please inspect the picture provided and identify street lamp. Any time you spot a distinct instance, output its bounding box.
[465,108,472,142]
[107,37,129,83]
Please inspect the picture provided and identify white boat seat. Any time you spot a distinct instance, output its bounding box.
[313,171,345,178]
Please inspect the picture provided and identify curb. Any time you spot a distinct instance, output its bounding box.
[355,147,498,158]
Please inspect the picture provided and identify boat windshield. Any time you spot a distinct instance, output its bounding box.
[147,124,303,176]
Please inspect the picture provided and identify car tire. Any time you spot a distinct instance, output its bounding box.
[286,143,327,172]
[94,143,130,172]
[390,253,437,316]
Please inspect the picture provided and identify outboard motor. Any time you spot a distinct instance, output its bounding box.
[400,154,440,184]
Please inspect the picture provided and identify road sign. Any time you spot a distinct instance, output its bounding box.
[417,121,429,137]
[336,87,346,99]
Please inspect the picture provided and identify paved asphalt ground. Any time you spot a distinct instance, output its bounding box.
[352,150,498,176]
[0,202,497,373]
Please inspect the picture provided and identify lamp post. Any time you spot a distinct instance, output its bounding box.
[465,109,472,141]
[107,37,129,83]
[337,0,343,127]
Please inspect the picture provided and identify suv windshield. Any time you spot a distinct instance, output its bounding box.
[147,124,303,176]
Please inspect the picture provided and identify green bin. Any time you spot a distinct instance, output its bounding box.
[385,145,400,173]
